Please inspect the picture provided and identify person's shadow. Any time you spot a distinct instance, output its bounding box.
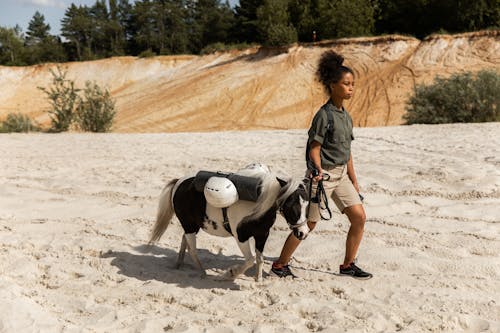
[101,244,264,290]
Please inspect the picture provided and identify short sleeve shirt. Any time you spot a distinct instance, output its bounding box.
[307,99,354,168]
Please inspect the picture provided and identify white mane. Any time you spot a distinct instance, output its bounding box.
[235,165,281,221]
[276,177,303,207]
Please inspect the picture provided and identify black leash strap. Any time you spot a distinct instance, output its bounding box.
[316,179,332,220]
[306,175,332,221]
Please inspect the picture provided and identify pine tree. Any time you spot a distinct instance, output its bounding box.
[234,0,264,43]
[61,4,93,60]
[189,0,236,53]
[90,0,110,57]
[256,0,297,46]
[319,0,375,39]
[25,11,66,64]
[26,11,51,46]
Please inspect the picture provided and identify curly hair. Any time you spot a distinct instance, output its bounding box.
[316,50,354,93]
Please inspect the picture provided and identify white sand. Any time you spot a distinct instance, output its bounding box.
[0,123,499,332]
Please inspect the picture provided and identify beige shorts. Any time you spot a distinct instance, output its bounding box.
[306,164,362,222]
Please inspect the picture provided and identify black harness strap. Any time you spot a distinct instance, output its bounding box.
[221,207,232,234]
[203,208,232,234]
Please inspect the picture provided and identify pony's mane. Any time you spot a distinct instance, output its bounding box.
[236,167,281,221]
[276,177,304,207]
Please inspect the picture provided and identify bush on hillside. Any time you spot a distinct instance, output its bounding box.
[38,66,80,132]
[200,42,255,55]
[75,81,116,132]
[138,49,157,58]
[404,70,500,124]
[0,113,40,133]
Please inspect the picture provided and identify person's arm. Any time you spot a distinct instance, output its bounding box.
[346,153,359,192]
[309,141,323,181]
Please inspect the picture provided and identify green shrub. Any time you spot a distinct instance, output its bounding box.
[404,70,500,124]
[138,49,157,58]
[38,66,80,132]
[200,42,255,55]
[0,113,40,133]
[75,81,116,132]
[263,24,298,47]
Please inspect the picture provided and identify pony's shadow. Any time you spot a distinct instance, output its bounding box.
[101,244,258,290]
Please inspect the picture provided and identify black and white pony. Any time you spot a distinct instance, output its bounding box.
[149,164,309,281]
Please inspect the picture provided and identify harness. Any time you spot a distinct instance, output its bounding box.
[204,207,232,234]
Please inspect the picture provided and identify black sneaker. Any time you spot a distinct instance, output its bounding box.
[339,263,373,280]
[271,263,298,278]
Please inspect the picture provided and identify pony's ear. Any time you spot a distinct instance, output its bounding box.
[276,177,288,188]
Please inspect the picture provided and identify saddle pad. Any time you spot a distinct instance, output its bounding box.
[193,171,262,202]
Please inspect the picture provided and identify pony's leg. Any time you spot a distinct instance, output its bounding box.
[184,233,207,277]
[254,232,270,282]
[176,234,187,269]
[255,249,264,282]
[222,240,254,280]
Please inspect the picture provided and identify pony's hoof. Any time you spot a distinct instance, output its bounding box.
[221,269,237,281]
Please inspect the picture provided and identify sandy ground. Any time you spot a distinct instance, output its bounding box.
[0,123,499,332]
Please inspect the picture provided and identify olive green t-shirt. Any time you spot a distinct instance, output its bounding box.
[307,99,354,168]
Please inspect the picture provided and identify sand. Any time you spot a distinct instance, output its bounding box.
[0,123,499,332]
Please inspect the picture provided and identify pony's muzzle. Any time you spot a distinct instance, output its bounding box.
[293,224,310,240]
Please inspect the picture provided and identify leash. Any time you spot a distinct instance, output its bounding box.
[306,172,332,221]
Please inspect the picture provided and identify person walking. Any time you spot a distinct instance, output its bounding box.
[271,50,372,280]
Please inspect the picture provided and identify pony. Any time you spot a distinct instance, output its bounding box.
[149,164,309,281]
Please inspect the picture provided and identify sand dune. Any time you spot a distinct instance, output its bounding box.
[0,31,498,132]
[0,123,498,332]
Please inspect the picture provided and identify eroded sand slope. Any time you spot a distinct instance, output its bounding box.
[0,31,498,132]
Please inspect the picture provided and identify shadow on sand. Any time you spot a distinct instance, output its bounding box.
[101,244,267,290]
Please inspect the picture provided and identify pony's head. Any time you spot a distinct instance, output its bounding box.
[276,178,310,240]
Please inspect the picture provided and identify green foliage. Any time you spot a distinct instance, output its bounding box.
[257,0,297,47]
[25,12,66,64]
[319,0,375,39]
[130,0,190,56]
[38,66,80,132]
[75,81,116,132]
[0,113,40,133]
[287,0,322,42]
[233,0,264,43]
[1,0,499,64]
[138,49,157,58]
[0,25,27,65]
[404,70,500,124]
[375,0,500,38]
[38,67,116,132]
[26,11,51,45]
[200,42,255,54]
[189,0,236,53]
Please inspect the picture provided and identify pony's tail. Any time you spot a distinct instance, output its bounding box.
[149,179,178,244]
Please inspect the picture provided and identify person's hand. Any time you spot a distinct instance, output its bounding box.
[313,169,323,182]
[352,181,360,193]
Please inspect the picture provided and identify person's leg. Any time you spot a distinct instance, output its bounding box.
[274,220,317,266]
[341,204,366,266]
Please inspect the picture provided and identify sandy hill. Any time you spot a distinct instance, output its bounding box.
[0,30,498,132]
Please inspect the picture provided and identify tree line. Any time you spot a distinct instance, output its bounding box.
[0,0,498,66]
